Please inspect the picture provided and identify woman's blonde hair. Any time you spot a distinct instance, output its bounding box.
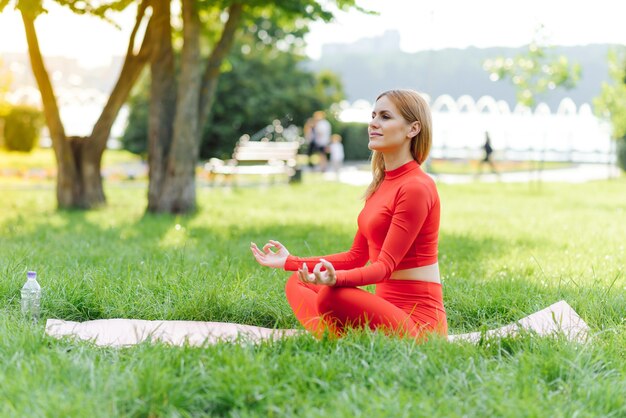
[364,89,432,199]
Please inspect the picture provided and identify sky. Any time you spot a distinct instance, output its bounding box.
[0,0,625,67]
[305,0,626,58]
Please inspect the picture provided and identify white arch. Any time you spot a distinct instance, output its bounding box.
[337,100,351,111]
[513,103,533,115]
[339,99,372,123]
[476,96,499,114]
[352,99,373,110]
[457,95,477,113]
[497,100,512,115]
[557,98,577,115]
[534,102,552,116]
[578,103,593,117]
[432,94,457,113]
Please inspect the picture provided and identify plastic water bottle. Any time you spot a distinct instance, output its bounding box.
[21,271,41,321]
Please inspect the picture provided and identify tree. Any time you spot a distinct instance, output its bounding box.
[594,48,626,140]
[145,0,359,214]
[483,26,581,108]
[204,40,343,159]
[4,0,153,209]
[122,23,344,161]
[6,0,360,212]
[593,47,626,172]
[482,26,581,181]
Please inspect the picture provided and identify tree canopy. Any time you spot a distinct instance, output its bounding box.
[593,47,626,140]
[123,18,344,160]
[483,26,581,108]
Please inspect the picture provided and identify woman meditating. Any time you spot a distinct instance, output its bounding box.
[251,89,447,340]
[46,92,588,347]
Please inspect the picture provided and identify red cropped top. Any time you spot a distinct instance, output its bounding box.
[284,160,440,287]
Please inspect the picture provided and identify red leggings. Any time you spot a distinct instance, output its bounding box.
[285,273,448,340]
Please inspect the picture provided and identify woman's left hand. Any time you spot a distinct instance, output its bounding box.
[297,259,336,286]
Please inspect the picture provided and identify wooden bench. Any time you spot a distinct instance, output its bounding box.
[204,138,300,186]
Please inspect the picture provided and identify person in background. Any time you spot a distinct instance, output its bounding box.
[478,131,499,175]
[251,89,447,342]
[328,133,345,180]
[312,110,331,171]
[303,117,316,168]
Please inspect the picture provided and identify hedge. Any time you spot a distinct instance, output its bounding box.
[2,105,43,152]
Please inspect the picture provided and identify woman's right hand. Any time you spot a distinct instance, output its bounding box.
[250,240,290,269]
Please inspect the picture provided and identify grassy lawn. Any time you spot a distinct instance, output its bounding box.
[1,177,625,416]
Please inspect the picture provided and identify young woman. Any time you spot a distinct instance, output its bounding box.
[251,89,447,340]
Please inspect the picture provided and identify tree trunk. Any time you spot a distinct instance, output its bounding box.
[91,3,153,157]
[21,3,152,209]
[147,0,177,212]
[21,11,76,208]
[147,2,243,214]
[67,136,105,207]
[153,0,202,213]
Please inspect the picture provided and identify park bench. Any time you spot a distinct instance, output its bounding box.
[204,138,300,186]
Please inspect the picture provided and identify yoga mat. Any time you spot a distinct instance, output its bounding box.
[45,300,589,347]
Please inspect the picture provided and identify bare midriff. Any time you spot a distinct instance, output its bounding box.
[388,262,440,283]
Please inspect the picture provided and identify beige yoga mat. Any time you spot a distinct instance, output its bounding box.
[45,300,589,347]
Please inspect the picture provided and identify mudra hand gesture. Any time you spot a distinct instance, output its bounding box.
[250,240,336,286]
[250,240,289,268]
[297,259,336,286]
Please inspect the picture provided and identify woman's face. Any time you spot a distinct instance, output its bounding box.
[368,95,418,154]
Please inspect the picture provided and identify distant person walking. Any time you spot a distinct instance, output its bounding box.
[329,133,345,179]
[478,131,498,175]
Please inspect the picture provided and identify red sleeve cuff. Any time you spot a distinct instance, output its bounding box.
[334,271,346,286]
[284,255,300,271]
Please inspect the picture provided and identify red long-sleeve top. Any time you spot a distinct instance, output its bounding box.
[284,160,440,286]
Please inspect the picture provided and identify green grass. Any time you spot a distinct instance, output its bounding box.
[1,177,625,417]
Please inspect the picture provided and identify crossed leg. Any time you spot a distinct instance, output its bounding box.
[284,273,422,339]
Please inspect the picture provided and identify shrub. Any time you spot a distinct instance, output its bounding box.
[332,121,370,161]
[617,137,626,172]
[120,86,149,156]
[3,105,43,152]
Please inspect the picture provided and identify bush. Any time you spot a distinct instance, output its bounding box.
[617,137,626,172]
[332,121,370,161]
[120,84,149,156]
[2,105,43,152]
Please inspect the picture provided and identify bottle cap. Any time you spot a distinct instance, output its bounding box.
[27,271,37,279]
